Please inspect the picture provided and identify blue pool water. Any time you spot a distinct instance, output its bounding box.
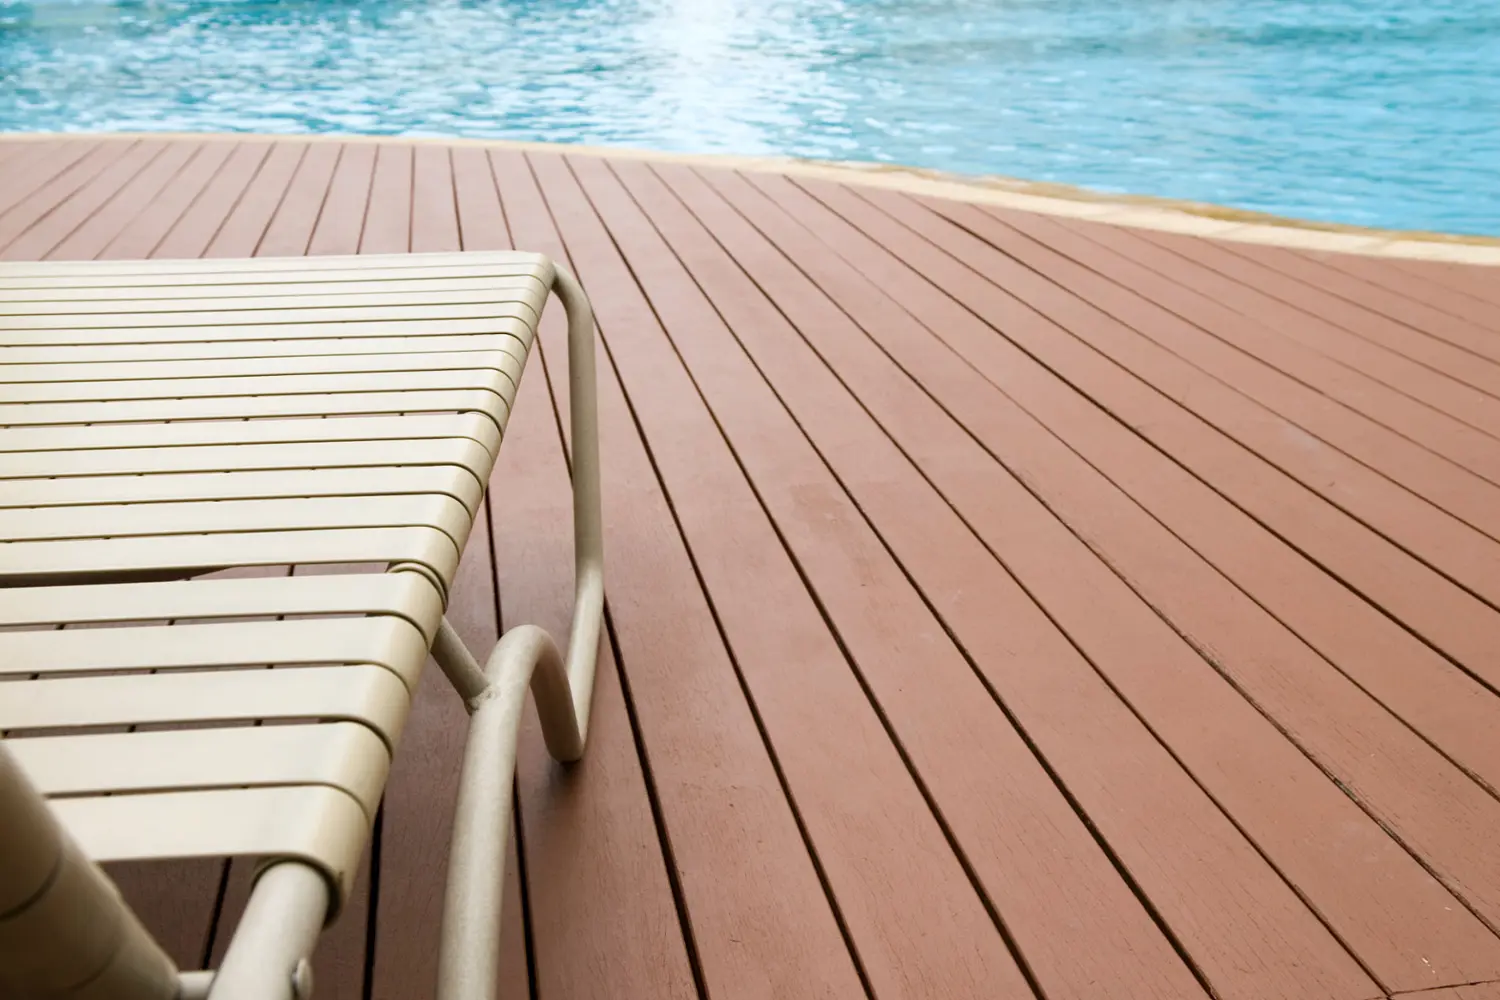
[1,0,1497,235]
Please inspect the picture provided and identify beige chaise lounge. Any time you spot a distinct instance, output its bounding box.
[0,252,604,1000]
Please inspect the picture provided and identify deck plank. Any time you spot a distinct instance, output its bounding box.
[494,345,699,1000]
[0,139,153,259]
[100,142,236,260]
[482,155,699,1000]
[46,141,200,261]
[411,145,460,253]
[567,147,1065,998]
[1141,229,1500,405]
[1228,242,1500,366]
[850,187,1500,612]
[308,143,376,255]
[257,142,342,257]
[1043,214,1500,456]
[1314,253,1500,331]
[784,175,1500,935]
[153,140,274,259]
[450,149,507,251]
[680,162,1500,994]
[506,148,872,1000]
[967,205,1500,499]
[361,143,414,254]
[6,135,1500,1000]
[1389,258,1500,308]
[627,156,1370,999]
[0,139,104,221]
[204,140,307,258]
[787,176,1500,687]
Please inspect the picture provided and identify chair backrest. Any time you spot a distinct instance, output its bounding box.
[0,742,178,1000]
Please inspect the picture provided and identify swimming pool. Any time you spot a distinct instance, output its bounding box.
[2,0,1497,235]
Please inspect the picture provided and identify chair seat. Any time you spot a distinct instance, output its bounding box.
[0,251,554,913]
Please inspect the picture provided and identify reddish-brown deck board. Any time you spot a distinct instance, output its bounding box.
[742,177,1500,803]
[308,142,376,255]
[849,187,1500,614]
[1227,242,1500,366]
[787,176,1500,934]
[1389,259,1500,308]
[494,339,699,1000]
[0,139,152,258]
[1140,228,1500,404]
[624,156,1385,1000]
[785,176,1500,686]
[153,140,274,259]
[1314,254,1500,332]
[990,209,1500,487]
[567,147,1110,1000]
[1403,984,1500,1000]
[202,140,307,258]
[941,200,1500,539]
[411,145,460,253]
[46,141,200,261]
[100,141,237,260]
[6,136,1500,1000]
[451,149,508,251]
[0,139,106,223]
[256,142,342,257]
[361,143,414,254]
[474,147,698,1000]
[683,163,1500,994]
[508,148,877,1000]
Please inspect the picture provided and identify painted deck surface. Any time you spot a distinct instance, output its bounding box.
[4,135,1500,1000]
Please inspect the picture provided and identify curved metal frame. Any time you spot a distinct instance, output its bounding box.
[203,263,603,1000]
[434,263,605,1000]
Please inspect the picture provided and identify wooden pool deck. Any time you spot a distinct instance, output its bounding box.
[4,134,1500,1000]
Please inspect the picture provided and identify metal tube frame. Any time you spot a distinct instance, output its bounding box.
[433,263,604,1000]
[200,263,603,1000]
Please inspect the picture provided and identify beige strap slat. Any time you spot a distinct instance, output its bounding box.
[0,438,493,483]
[0,495,473,551]
[0,412,501,456]
[0,263,548,292]
[0,526,461,591]
[0,573,443,639]
[0,616,429,688]
[0,389,508,433]
[2,333,526,363]
[0,288,549,318]
[0,466,483,516]
[0,365,521,408]
[1,301,544,331]
[12,723,391,819]
[0,315,533,347]
[0,274,544,304]
[54,785,370,907]
[1,665,410,748]
[0,249,549,277]
[0,346,527,383]
[0,263,546,290]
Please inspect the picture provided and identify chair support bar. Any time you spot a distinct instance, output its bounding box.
[200,862,326,1000]
[433,263,605,1000]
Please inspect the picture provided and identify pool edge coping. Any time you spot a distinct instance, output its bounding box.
[7,131,1498,265]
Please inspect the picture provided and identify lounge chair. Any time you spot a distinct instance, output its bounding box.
[0,251,604,1000]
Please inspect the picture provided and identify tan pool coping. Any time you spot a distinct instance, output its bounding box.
[6,130,1498,264]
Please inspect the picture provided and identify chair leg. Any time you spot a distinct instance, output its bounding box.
[206,862,328,1000]
[433,263,604,1000]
